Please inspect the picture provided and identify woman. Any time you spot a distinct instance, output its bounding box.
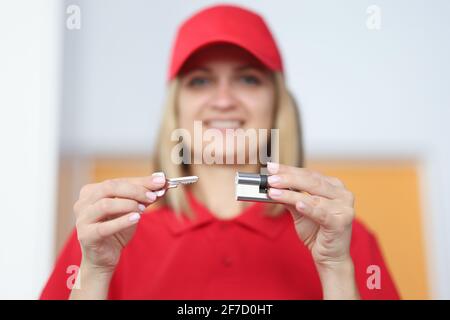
[41,4,399,299]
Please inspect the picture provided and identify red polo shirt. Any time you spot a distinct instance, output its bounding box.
[40,192,400,299]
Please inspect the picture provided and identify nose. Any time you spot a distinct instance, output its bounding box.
[210,79,236,111]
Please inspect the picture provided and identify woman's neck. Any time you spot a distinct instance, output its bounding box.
[188,164,259,220]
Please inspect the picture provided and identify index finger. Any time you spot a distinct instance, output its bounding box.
[124,172,167,190]
[86,178,162,205]
[266,162,344,199]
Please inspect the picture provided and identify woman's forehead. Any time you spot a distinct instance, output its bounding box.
[179,43,267,74]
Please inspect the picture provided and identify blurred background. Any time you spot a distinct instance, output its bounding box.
[1,0,449,299]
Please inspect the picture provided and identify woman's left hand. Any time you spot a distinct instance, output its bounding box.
[266,162,359,299]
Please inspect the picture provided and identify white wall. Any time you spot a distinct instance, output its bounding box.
[0,0,63,298]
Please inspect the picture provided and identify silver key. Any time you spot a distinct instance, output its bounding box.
[166,176,199,189]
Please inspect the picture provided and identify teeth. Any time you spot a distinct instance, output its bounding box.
[207,120,242,129]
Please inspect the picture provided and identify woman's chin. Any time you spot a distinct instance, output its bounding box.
[194,147,259,165]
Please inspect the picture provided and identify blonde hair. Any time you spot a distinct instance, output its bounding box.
[152,72,304,218]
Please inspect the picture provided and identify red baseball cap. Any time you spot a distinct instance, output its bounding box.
[167,4,284,80]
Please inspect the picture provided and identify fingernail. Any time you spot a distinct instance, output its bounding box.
[268,175,281,185]
[146,191,157,201]
[269,188,283,197]
[267,162,279,174]
[138,204,146,212]
[296,201,307,211]
[152,172,166,184]
[155,189,165,197]
[129,212,141,222]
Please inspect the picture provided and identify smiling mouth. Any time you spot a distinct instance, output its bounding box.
[204,119,245,129]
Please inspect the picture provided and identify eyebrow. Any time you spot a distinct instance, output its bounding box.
[234,64,266,72]
[186,67,211,73]
[182,64,266,76]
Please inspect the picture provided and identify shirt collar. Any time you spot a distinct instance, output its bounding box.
[163,191,290,240]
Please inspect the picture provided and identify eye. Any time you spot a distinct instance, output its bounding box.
[187,76,210,87]
[239,75,261,85]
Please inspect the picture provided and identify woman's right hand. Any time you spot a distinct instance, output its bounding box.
[73,172,167,275]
